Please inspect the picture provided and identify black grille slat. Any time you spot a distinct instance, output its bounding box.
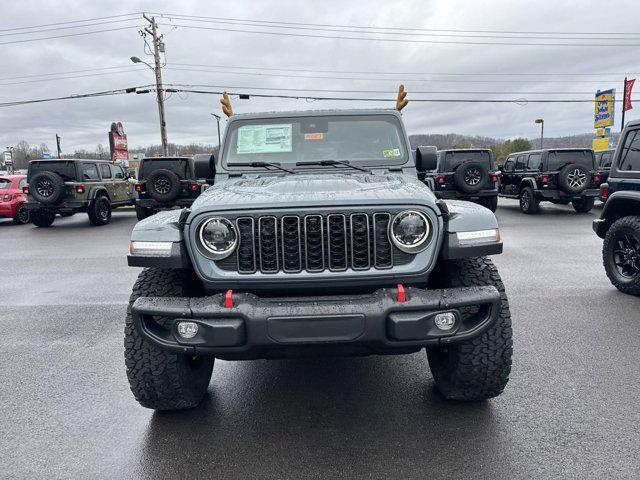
[373,213,393,269]
[258,216,279,273]
[304,215,325,272]
[350,214,370,270]
[281,216,302,272]
[327,214,348,271]
[236,217,256,273]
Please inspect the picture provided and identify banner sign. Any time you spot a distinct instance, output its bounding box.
[108,122,129,161]
[594,89,616,128]
[624,78,635,112]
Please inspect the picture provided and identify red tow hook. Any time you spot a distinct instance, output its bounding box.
[396,284,406,302]
[224,289,234,308]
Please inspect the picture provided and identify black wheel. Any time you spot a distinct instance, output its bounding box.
[558,164,588,195]
[124,268,214,410]
[146,169,181,203]
[30,209,55,227]
[572,197,595,213]
[603,216,640,296]
[88,196,112,226]
[479,196,498,212]
[135,205,155,221]
[426,257,513,401]
[453,161,488,194]
[13,204,30,224]
[29,171,66,205]
[519,186,539,214]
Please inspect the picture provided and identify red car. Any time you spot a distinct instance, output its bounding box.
[0,175,30,224]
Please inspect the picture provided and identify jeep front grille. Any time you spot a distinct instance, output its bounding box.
[219,212,411,274]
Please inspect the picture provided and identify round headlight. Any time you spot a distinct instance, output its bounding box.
[198,217,237,259]
[390,210,430,253]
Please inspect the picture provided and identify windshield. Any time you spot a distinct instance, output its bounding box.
[223,114,408,169]
[0,178,11,189]
[547,150,595,171]
[442,151,492,170]
[28,161,77,181]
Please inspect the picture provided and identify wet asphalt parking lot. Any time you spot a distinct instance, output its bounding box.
[1,199,639,479]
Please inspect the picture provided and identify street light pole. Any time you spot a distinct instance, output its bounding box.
[535,119,544,149]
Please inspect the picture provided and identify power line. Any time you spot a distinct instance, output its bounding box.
[0,17,141,37]
[0,68,148,86]
[151,12,640,36]
[0,65,142,82]
[0,85,149,108]
[0,13,141,33]
[0,25,142,46]
[159,22,640,47]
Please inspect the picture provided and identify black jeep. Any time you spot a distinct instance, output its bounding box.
[593,120,640,295]
[24,159,134,227]
[499,148,601,214]
[421,149,499,212]
[134,155,215,220]
[595,148,615,202]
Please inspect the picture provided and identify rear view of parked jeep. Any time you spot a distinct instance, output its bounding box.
[421,149,499,211]
[24,159,134,227]
[499,148,601,214]
[133,155,215,220]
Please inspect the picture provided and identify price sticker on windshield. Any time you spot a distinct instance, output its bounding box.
[237,124,293,154]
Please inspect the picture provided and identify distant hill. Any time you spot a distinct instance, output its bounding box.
[408,132,620,150]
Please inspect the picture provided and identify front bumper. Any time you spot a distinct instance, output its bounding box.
[537,188,600,200]
[131,285,501,360]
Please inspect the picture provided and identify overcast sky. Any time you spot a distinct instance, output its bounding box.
[1,0,640,153]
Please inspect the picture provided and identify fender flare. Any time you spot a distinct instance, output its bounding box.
[595,191,640,237]
[88,186,110,201]
[518,177,538,193]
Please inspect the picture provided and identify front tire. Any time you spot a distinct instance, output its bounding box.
[88,196,112,226]
[124,268,214,410]
[603,216,640,296]
[426,257,513,401]
[519,186,539,214]
[30,209,55,227]
[13,204,30,224]
[572,197,595,213]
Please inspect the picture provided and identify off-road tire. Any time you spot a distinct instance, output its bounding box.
[29,171,66,205]
[572,196,595,213]
[454,161,488,194]
[135,205,155,221]
[603,216,640,296]
[146,169,181,203]
[426,257,513,401]
[519,186,540,214]
[30,209,55,227]
[479,196,498,212]
[124,268,214,410]
[13,204,30,224]
[87,196,111,226]
[558,164,589,195]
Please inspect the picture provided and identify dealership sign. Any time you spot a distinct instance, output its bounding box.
[109,121,129,161]
[594,89,616,128]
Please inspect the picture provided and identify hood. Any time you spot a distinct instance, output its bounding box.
[190,173,437,213]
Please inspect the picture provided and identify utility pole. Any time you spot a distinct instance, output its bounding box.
[535,118,544,149]
[143,14,168,156]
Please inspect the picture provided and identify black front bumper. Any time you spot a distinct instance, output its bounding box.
[131,285,501,360]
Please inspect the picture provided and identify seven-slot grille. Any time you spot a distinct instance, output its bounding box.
[224,212,407,274]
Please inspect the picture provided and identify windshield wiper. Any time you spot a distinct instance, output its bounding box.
[295,160,370,172]
[231,161,296,174]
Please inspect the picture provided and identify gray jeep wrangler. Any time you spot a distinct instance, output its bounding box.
[125,109,512,410]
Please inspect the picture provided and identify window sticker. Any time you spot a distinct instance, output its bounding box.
[383,148,401,158]
[237,124,293,154]
[304,132,324,140]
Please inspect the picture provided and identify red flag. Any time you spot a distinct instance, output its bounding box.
[624,78,635,111]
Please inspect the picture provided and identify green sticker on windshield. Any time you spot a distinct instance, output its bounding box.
[383,148,401,158]
[237,124,293,154]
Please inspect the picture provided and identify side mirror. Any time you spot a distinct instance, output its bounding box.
[415,146,437,171]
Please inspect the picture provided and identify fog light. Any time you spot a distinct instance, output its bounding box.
[177,321,199,339]
[434,312,457,331]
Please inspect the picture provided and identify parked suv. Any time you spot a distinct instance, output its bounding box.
[593,120,640,295]
[134,155,215,220]
[0,175,29,224]
[499,148,601,214]
[25,159,134,227]
[125,109,512,411]
[421,149,499,211]
[595,149,615,202]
